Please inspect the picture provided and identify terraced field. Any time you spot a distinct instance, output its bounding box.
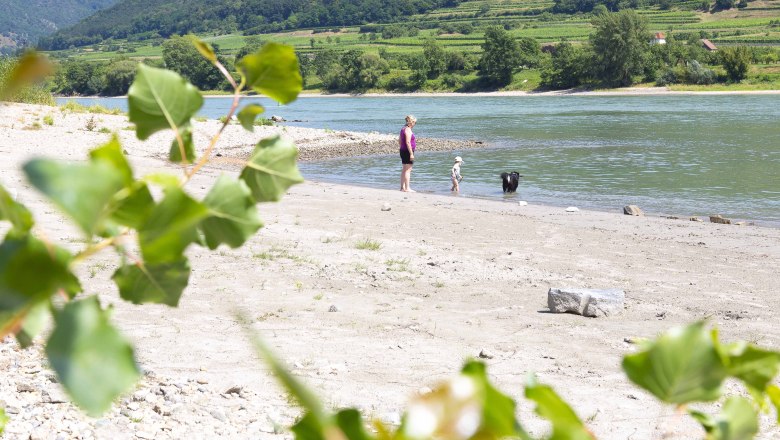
[46,0,780,90]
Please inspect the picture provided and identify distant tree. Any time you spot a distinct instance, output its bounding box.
[479,26,522,86]
[423,39,447,79]
[517,37,542,68]
[408,54,429,89]
[162,35,227,90]
[714,0,736,9]
[592,4,609,15]
[590,10,651,86]
[540,42,590,89]
[720,46,751,82]
[103,59,137,96]
[313,48,340,79]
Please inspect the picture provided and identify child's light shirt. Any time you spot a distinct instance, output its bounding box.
[451,163,462,180]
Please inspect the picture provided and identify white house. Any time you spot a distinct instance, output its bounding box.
[651,32,667,45]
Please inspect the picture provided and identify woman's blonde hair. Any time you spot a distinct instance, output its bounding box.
[405,114,417,125]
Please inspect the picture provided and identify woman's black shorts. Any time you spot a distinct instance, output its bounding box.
[400,149,414,165]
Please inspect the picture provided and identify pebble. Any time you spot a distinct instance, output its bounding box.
[565,206,579,212]
[478,349,494,359]
[328,305,340,312]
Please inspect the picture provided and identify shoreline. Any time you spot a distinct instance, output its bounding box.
[2,102,780,438]
[57,87,780,100]
[6,102,777,227]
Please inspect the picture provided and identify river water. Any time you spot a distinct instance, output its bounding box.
[58,95,780,226]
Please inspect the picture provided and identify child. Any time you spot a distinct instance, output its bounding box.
[451,156,463,192]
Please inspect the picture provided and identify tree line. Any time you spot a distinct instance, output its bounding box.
[46,11,778,97]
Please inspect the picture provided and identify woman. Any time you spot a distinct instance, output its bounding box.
[399,115,417,192]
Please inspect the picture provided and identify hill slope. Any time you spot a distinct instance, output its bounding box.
[39,0,464,50]
[0,0,118,53]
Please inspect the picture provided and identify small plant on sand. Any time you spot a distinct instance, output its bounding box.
[85,115,97,131]
[385,257,410,272]
[43,115,54,126]
[355,238,382,250]
[313,293,323,300]
[0,45,303,417]
[25,122,42,130]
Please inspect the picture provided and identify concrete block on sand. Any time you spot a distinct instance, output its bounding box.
[547,287,625,318]
[623,205,644,216]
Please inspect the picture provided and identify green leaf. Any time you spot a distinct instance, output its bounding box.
[88,135,133,185]
[0,236,80,335]
[143,173,181,189]
[169,124,196,164]
[106,181,155,230]
[191,37,217,63]
[15,301,49,348]
[45,296,140,417]
[240,135,304,203]
[237,104,266,132]
[0,52,53,101]
[113,259,190,307]
[766,385,780,423]
[200,176,263,249]
[0,183,33,236]
[622,321,728,404]
[689,397,758,440]
[23,159,124,236]
[525,375,594,440]
[719,341,780,395]
[461,361,529,440]
[138,187,209,264]
[335,408,374,440]
[291,412,327,440]
[245,324,325,420]
[237,42,302,104]
[0,406,7,435]
[127,64,203,140]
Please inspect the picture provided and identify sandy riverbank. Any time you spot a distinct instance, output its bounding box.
[2,103,780,439]
[296,86,780,97]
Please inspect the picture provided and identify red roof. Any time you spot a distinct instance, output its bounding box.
[654,32,666,39]
[701,39,718,50]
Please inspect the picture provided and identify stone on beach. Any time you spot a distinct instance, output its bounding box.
[623,205,644,216]
[565,206,579,212]
[547,287,625,318]
[709,214,732,224]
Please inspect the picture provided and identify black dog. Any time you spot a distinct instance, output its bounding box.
[500,172,522,193]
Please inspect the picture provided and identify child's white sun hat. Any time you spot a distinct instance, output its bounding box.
[454,156,463,163]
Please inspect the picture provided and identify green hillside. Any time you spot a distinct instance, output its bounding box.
[39,0,464,50]
[0,0,118,54]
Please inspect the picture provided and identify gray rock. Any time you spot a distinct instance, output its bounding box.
[478,349,494,359]
[623,205,644,216]
[16,383,35,393]
[709,214,732,224]
[209,408,227,422]
[547,287,625,318]
[328,305,339,312]
[381,203,391,211]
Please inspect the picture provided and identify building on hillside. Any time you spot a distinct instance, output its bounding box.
[651,32,667,45]
[701,39,718,51]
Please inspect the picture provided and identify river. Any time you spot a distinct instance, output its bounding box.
[58,95,780,226]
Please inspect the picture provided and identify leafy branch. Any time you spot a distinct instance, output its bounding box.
[0,41,303,416]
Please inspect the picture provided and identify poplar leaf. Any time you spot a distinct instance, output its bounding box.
[237,104,265,132]
[46,296,140,417]
[200,176,263,249]
[622,321,727,404]
[238,43,302,104]
[138,187,209,264]
[23,159,124,236]
[169,124,196,164]
[239,135,303,203]
[0,184,33,236]
[127,64,203,140]
[113,259,190,307]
